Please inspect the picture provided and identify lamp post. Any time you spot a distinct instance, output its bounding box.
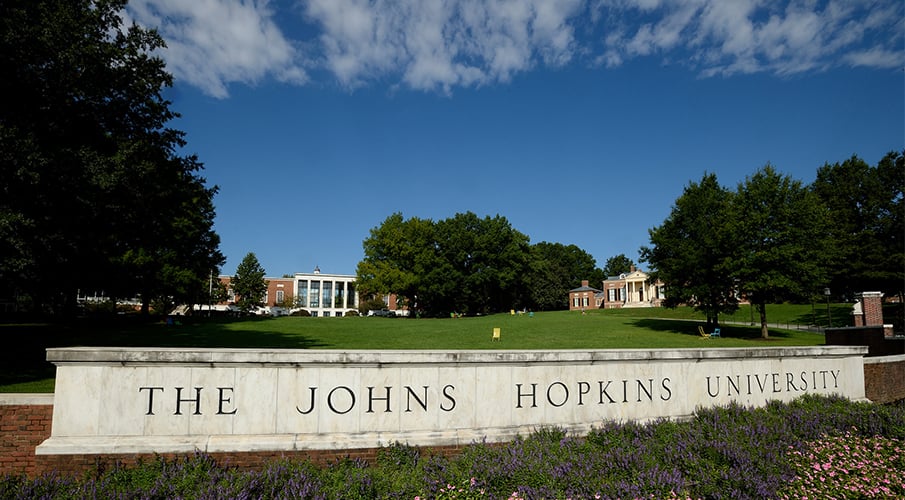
[209,270,214,317]
[823,287,832,329]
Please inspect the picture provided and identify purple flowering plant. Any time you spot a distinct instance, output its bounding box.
[1,395,902,499]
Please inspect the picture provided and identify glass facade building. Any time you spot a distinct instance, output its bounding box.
[294,269,358,317]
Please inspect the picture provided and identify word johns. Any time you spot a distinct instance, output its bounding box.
[137,385,457,416]
[295,385,457,415]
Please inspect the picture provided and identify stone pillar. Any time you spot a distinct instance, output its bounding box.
[852,301,864,327]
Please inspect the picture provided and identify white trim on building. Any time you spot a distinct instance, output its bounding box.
[293,268,359,317]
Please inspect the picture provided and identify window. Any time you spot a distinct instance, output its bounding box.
[324,311,331,317]
[310,281,320,307]
[276,290,284,304]
[583,297,589,307]
[298,280,308,308]
[322,282,332,310]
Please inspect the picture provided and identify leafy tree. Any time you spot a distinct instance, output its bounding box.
[278,292,300,311]
[356,213,436,314]
[812,151,904,302]
[641,173,738,327]
[0,0,223,315]
[525,242,603,311]
[602,254,635,277]
[729,165,831,338]
[433,212,530,315]
[232,253,267,313]
[357,212,530,316]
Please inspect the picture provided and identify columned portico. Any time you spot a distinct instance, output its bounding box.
[294,268,358,317]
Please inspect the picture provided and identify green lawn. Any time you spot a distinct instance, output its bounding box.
[0,305,838,393]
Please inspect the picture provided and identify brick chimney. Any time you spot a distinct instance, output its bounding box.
[581,280,589,287]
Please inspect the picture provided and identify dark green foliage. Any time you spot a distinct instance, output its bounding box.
[812,151,905,330]
[0,0,223,315]
[602,254,634,277]
[641,172,739,326]
[525,242,604,311]
[357,212,607,316]
[812,152,904,300]
[643,154,902,338]
[6,396,900,499]
[231,252,267,313]
[358,212,534,316]
[731,165,832,337]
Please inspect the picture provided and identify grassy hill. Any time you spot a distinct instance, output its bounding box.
[0,303,844,393]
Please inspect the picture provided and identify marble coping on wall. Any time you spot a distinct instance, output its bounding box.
[37,346,868,455]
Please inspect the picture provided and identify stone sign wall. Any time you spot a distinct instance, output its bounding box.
[37,346,867,456]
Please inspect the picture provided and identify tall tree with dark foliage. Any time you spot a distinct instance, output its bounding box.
[0,0,223,315]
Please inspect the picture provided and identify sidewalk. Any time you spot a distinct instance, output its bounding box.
[719,319,823,333]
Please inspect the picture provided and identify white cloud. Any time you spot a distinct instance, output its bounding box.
[844,48,903,69]
[304,0,584,93]
[125,0,903,97]
[599,0,904,77]
[126,0,307,98]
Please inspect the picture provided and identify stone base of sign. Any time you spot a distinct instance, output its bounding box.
[0,346,905,477]
[36,346,867,457]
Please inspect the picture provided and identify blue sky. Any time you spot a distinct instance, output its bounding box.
[124,0,904,277]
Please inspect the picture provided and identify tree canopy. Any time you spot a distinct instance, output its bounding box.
[641,173,738,327]
[811,151,904,302]
[525,242,603,311]
[0,0,223,315]
[602,254,635,278]
[357,212,605,316]
[640,159,897,338]
[730,165,831,337]
[231,253,267,313]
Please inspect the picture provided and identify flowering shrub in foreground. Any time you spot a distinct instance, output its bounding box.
[779,431,905,499]
[1,395,902,499]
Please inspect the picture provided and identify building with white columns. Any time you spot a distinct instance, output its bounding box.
[292,267,359,317]
[217,267,359,317]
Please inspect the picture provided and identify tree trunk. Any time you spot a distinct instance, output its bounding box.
[758,302,769,339]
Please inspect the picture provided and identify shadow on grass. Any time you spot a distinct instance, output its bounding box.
[631,318,796,340]
[0,316,329,387]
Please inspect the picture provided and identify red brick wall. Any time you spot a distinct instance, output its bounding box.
[265,278,294,307]
[0,402,52,477]
[4,357,903,478]
[864,355,905,404]
[861,292,885,327]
